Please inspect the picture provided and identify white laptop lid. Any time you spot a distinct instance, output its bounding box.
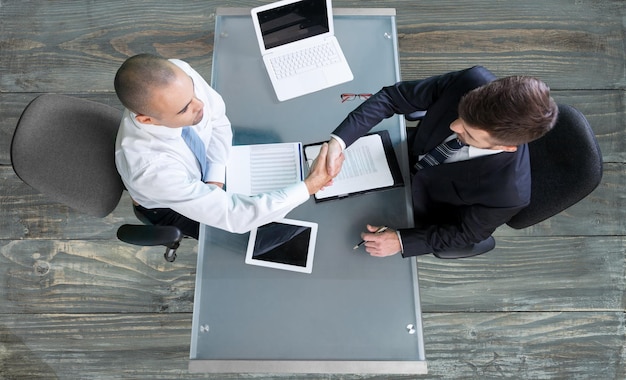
[251,0,335,55]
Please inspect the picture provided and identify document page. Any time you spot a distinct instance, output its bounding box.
[227,142,303,195]
[304,134,394,200]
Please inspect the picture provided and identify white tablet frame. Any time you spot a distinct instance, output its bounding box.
[245,218,318,274]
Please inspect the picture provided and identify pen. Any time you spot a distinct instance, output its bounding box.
[353,226,388,250]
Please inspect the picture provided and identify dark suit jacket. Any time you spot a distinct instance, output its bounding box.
[332,66,531,256]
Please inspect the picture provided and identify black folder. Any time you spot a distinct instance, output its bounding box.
[303,130,404,202]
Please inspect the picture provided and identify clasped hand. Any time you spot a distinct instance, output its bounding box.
[326,138,345,177]
[358,224,401,257]
[304,142,344,195]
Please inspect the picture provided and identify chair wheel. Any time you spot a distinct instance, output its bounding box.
[164,250,177,262]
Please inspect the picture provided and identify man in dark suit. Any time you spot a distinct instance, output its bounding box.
[326,66,558,258]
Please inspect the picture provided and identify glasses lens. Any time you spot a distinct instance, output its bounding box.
[341,93,356,102]
[359,93,372,100]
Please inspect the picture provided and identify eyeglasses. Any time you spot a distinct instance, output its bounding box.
[340,93,372,103]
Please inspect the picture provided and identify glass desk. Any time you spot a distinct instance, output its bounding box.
[189,8,427,375]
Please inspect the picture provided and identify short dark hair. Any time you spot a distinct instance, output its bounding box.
[113,54,175,115]
[458,76,558,146]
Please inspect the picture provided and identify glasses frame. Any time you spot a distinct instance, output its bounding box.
[340,93,372,103]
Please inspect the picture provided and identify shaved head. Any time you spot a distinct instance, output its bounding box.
[114,54,176,116]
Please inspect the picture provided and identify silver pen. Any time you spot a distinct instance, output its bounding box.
[353,226,389,250]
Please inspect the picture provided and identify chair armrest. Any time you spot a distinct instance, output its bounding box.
[116,224,183,248]
[405,110,427,121]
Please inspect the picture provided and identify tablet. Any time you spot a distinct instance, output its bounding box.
[245,219,318,274]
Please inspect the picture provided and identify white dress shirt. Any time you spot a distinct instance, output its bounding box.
[438,133,503,162]
[115,59,309,234]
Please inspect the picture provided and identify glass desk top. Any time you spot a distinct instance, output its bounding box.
[190,8,426,375]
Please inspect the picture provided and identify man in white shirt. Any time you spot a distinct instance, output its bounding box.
[114,54,337,238]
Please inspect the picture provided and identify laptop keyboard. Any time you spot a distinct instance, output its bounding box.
[270,42,340,79]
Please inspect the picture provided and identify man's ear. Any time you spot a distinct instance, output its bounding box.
[135,114,156,125]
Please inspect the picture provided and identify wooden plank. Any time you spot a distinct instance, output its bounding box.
[1,0,624,93]
[0,236,621,314]
[422,312,625,379]
[0,238,199,314]
[0,0,216,92]
[393,0,626,87]
[417,236,626,312]
[0,312,622,379]
[0,314,216,379]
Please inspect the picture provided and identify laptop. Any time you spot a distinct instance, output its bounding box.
[251,0,353,101]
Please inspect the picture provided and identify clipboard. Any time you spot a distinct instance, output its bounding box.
[303,130,404,202]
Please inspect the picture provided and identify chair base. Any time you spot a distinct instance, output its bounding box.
[117,224,184,262]
[164,244,179,262]
[433,236,495,259]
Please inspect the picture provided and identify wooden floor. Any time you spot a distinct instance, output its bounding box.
[1,0,624,378]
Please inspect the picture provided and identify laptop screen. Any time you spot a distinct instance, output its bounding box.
[257,0,329,50]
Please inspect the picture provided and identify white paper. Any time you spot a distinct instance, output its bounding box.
[305,134,394,199]
[227,142,303,195]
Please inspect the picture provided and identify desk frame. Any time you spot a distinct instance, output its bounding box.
[190,7,426,375]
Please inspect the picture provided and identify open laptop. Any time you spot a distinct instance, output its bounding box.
[251,0,353,101]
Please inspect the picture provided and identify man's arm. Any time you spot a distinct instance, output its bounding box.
[355,202,522,258]
[326,67,494,175]
[331,67,490,147]
[397,204,523,257]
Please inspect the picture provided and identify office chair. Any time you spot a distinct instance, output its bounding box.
[10,94,184,262]
[407,103,603,259]
[505,104,603,229]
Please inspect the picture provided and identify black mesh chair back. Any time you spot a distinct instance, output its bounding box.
[11,94,183,261]
[11,94,123,217]
[506,104,603,229]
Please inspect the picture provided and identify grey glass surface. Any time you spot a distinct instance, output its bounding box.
[190,8,426,374]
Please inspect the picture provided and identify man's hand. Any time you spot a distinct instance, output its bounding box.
[207,181,224,189]
[361,224,401,257]
[304,142,341,195]
[326,137,344,177]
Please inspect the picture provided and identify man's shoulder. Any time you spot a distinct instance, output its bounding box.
[475,144,529,172]
[447,66,498,94]
[431,148,529,188]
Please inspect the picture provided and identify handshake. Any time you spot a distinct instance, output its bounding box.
[303,138,344,195]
